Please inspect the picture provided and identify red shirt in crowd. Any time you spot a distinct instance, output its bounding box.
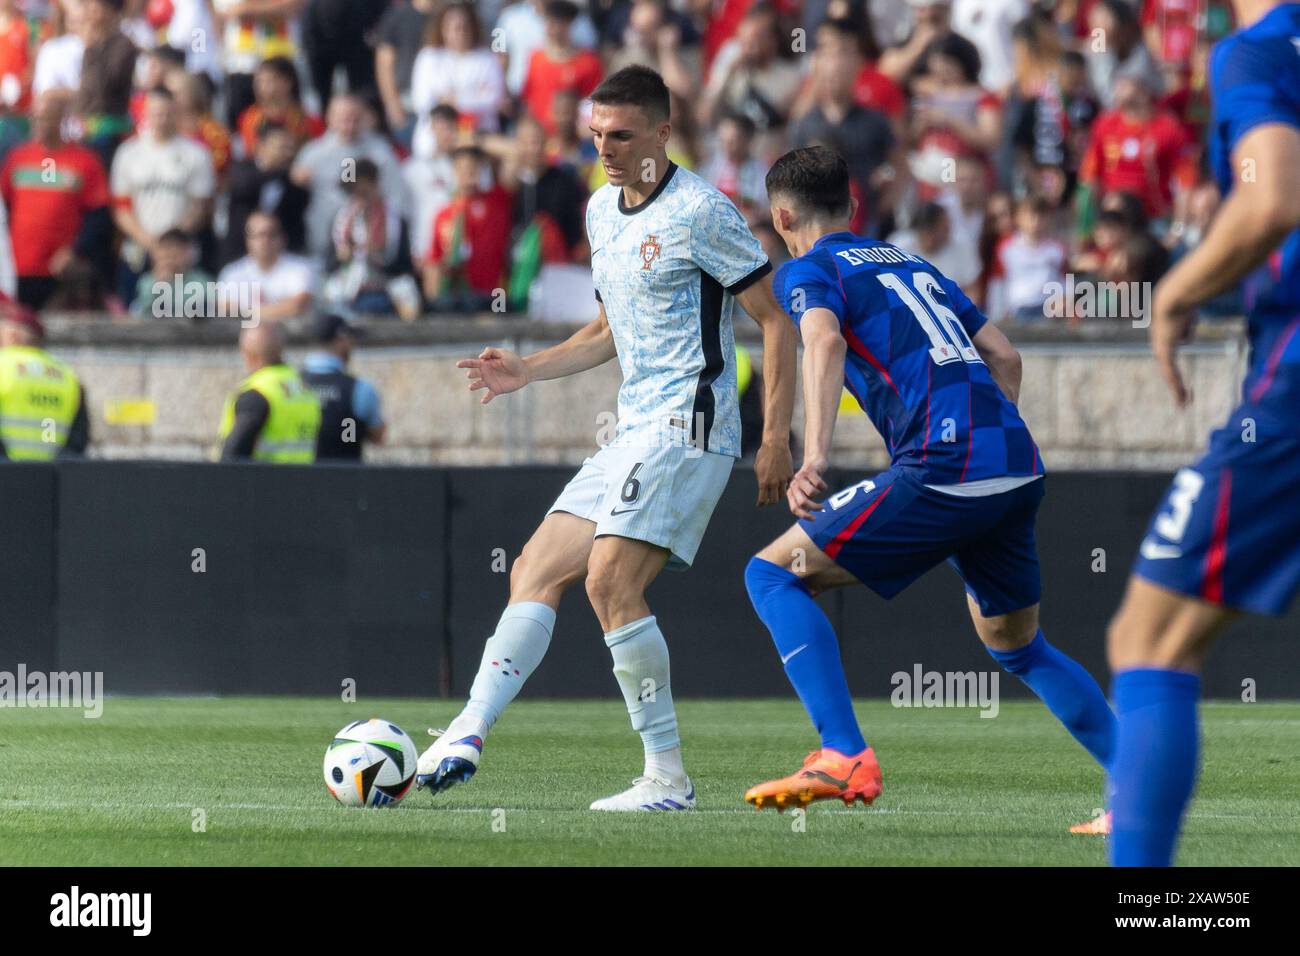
[521,48,602,135]
[0,14,31,113]
[427,186,513,295]
[0,141,109,277]
[855,64,905,119]
[1079,109,1198,217]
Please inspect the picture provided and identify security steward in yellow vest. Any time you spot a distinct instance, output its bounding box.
[218,321,321,463]
[0,303,89,460]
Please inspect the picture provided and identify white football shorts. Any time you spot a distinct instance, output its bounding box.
[547,442,734,569]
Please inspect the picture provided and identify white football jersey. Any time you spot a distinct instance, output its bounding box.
[587,163,770,459]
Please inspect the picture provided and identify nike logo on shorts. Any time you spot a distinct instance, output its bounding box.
[1140,537,1182,560]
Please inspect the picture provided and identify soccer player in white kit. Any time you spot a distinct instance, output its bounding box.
[416,65,798,810]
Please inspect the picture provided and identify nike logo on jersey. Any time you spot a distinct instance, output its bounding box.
[610,507,640,516]
[1140,537,1183,560]
[780,644,808,665]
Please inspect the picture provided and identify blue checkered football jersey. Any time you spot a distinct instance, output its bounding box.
[1208,3,1300,414]
[774,232,1044,485]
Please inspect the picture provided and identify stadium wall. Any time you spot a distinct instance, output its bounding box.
[53,317,1248,471]
[2,461,1295,701]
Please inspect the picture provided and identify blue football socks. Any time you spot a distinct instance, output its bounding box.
[1109,668,1201,866]
[745,557,867,756]
[985,630,1117,768]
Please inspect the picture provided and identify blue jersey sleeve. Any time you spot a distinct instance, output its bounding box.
[939,273,988,338]
[1213,34,1300,149]
[688,191,770,292]
[774,254,847,326]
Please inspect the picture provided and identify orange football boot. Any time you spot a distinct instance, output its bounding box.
[744,747,882,811]
[1069,810,1112,835]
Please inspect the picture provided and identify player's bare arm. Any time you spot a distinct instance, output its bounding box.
[1151,122,1300,406]
[456,303,617,404]
[972,322,1024,405]
[735,274,797,506]
[788,306,844,521]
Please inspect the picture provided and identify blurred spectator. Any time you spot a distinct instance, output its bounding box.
[33,0,83,97]
[0,0,33,115]
[498,0,599,99]
[520,1,603,136]
[1166,180,1242,317]
[110,86,216,306]
[1074,188,1146,274]
[790,17,906,132]
[218,209,317,322]
[986,194,1066,321]
[302,0,385,112]
[1102,227,1168,287]
[909,31,1001,205]
[879,0,978,89]
[976,189,1014,305]
[889,200,979,287]
[166,70,232,180]
[951,0,1028,95]
[75,0,137,170]
[214,0,304,129]
[605,0,699,102]
[1,90,110,309]
[497,114,584,258]
[223,122,309,268]
[1085,0,1164,107]
[133,228,215,319]
[700,112,768,223]
[410,3,507,133]
[403,103,459,271]
[301,312,386,460]
[46,252,120,312]
[1078,74,1196,223]
[292,92,404,259]
[375,0,437,147]
[322,158,420,320]
[789,32,900,234]
[162,0,221,81]
[698,4,801,156]
[129,44,186,128]
[0,192,13,298]
[422,145,511,312]
[935,154,988,258]
[237,55,324,155]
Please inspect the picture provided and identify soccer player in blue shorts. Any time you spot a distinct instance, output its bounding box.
[741,145,1118,810]
[1100,0,1300,865]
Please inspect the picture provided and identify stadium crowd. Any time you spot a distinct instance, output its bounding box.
[0,0,1245,324]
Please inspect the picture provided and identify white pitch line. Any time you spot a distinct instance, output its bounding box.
[0,799,1289,822]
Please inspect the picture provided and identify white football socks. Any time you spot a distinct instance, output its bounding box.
[604,615,685,786]
[459,601,556,738]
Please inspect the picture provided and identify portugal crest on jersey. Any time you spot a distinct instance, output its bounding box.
[639,235,661,271]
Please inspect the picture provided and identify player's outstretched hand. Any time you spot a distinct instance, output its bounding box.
[456,347,529,405]
[787,457,828,521]
[1150,287,1195,408]
[755,440,793,506]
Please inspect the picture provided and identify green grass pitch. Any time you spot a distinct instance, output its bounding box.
[2,697,1297,866]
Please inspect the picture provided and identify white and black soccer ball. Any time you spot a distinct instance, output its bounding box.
[323,718,419,808]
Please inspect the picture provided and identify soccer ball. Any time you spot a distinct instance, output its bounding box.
[323,718,419,808]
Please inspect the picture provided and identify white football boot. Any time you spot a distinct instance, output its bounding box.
[590,775,696,811]
[415,725,484,795]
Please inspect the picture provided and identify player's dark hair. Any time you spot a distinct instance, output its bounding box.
[591,65,671,124]
[765,146,852,220]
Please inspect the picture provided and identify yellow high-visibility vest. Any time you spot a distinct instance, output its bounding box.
[218,363,321,464]
[0,345,82,461]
